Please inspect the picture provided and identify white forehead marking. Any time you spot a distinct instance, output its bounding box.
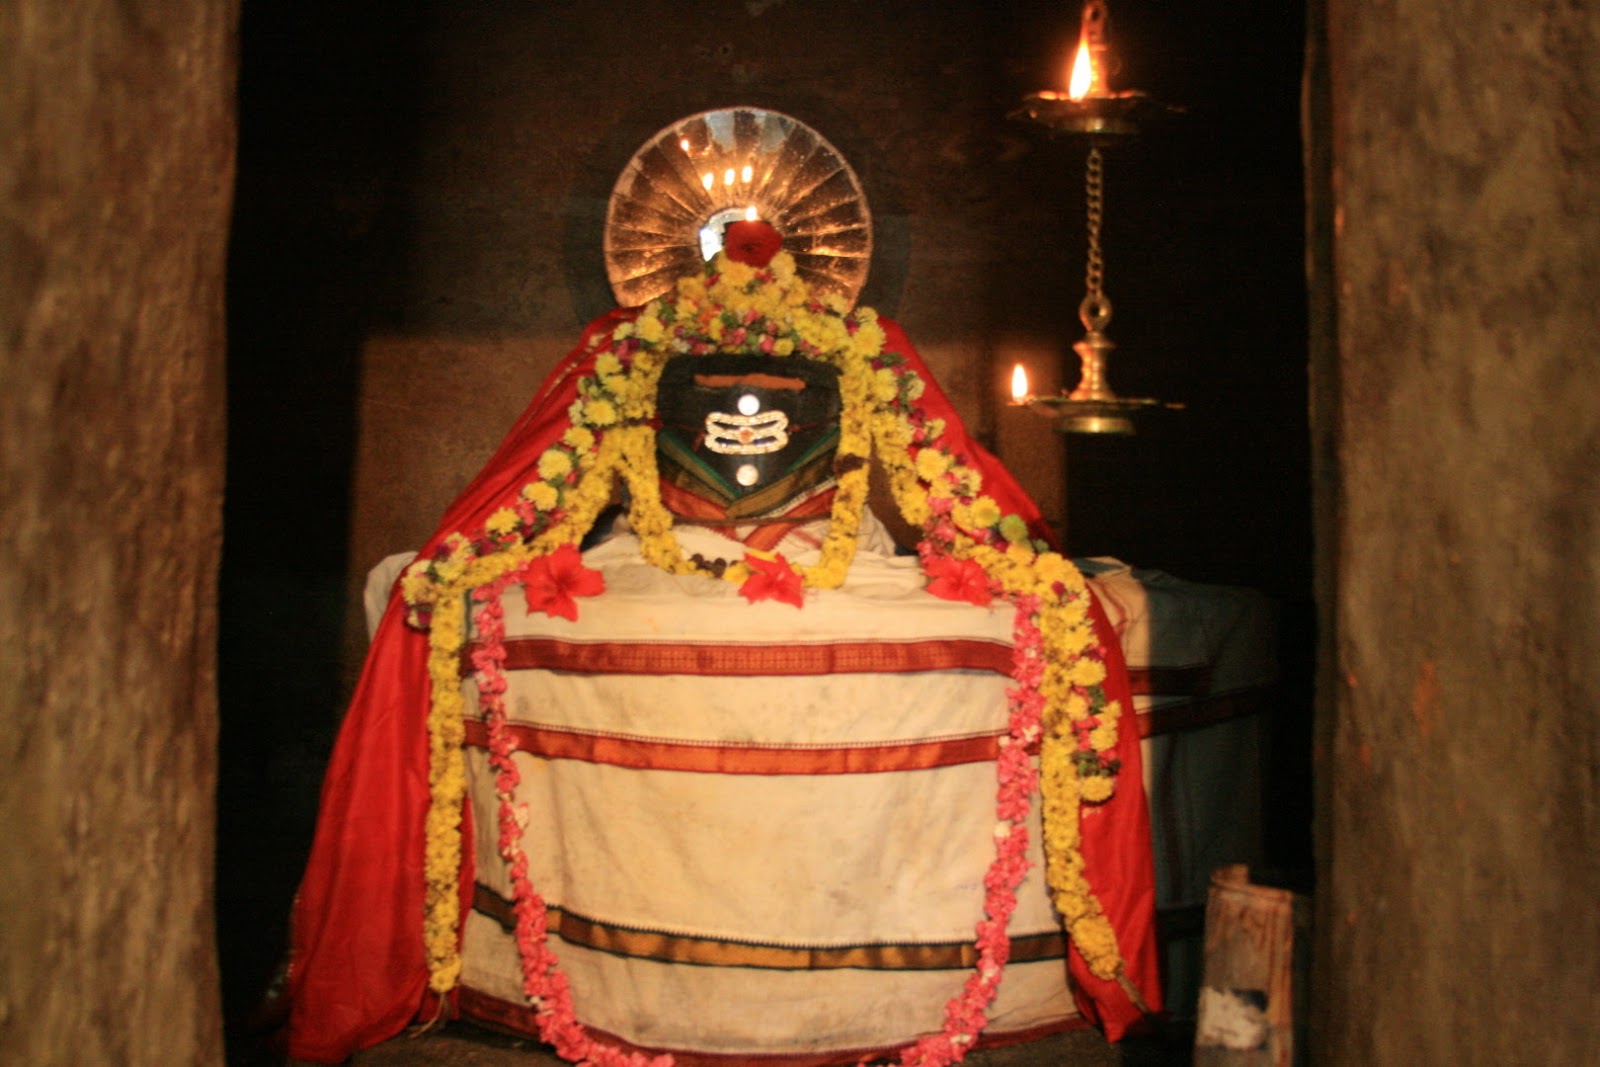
[736,463,760,486]
[704,410,789,455]
[737,393,761,416]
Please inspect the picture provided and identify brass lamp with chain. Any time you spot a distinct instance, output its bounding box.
[1011,1,1182,434]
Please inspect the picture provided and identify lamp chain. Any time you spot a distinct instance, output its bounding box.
[1080,145,1112,331]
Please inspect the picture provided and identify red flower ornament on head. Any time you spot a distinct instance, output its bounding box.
[923,555,994,607]
[722,219,784,267]
[738,551,805,608]
[522,544,606,621]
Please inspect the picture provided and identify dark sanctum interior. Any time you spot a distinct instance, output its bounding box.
[217,0,1308,1059]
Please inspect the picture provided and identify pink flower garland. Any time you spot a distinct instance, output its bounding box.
[471,570,671,1067]
[467,562,1050,1067]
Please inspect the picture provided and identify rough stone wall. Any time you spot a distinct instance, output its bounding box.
[0,2,235,1064]
[1314,1,1600,1061]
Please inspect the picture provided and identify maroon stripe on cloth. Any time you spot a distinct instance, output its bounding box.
[462,719,1004,774]
[459,637,1015,679]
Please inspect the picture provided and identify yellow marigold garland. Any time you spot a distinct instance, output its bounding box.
[865,381,1126,979]
[420,593,468,993]
[402,248,1130,999]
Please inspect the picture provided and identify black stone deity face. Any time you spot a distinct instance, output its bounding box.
[654,354,842,520]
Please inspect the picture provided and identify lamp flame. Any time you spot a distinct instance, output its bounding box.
[1010,364,1030,402]
[1068,38,1094,100]
[1065,0,1112,100]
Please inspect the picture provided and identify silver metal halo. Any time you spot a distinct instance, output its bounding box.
[604,107,873,310]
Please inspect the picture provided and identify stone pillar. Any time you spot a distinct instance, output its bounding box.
[0,1,236,1063]
[1312,1,1600,1062]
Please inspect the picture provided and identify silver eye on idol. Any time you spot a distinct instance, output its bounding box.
[737,393,761,416]
[736,464,760,487]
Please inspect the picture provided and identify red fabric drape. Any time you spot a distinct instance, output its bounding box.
[282,310,1160,1062]
[284,309,631,1063]
[1069,600,1164,1034]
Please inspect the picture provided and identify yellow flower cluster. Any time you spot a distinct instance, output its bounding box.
[421,591,468,993]
[404,248,1130,996]
[1036,595,1123,979]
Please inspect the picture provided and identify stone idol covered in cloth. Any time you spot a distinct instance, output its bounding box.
[278,219,1161,1066]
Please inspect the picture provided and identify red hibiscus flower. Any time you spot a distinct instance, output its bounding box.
[738,552,804,608]
[522,544,606,621]
[923,555,993,607]
[722,219,784,267]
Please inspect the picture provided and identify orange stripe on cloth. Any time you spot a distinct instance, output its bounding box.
[471,885,1068,971]
[460,637,1015,679]
[462,719,1004,774]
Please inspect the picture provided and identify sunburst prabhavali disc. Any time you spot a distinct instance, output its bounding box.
[604,107,873,310]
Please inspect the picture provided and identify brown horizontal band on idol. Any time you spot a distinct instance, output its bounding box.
[692,372,808,391]
[470,885,1068,971]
